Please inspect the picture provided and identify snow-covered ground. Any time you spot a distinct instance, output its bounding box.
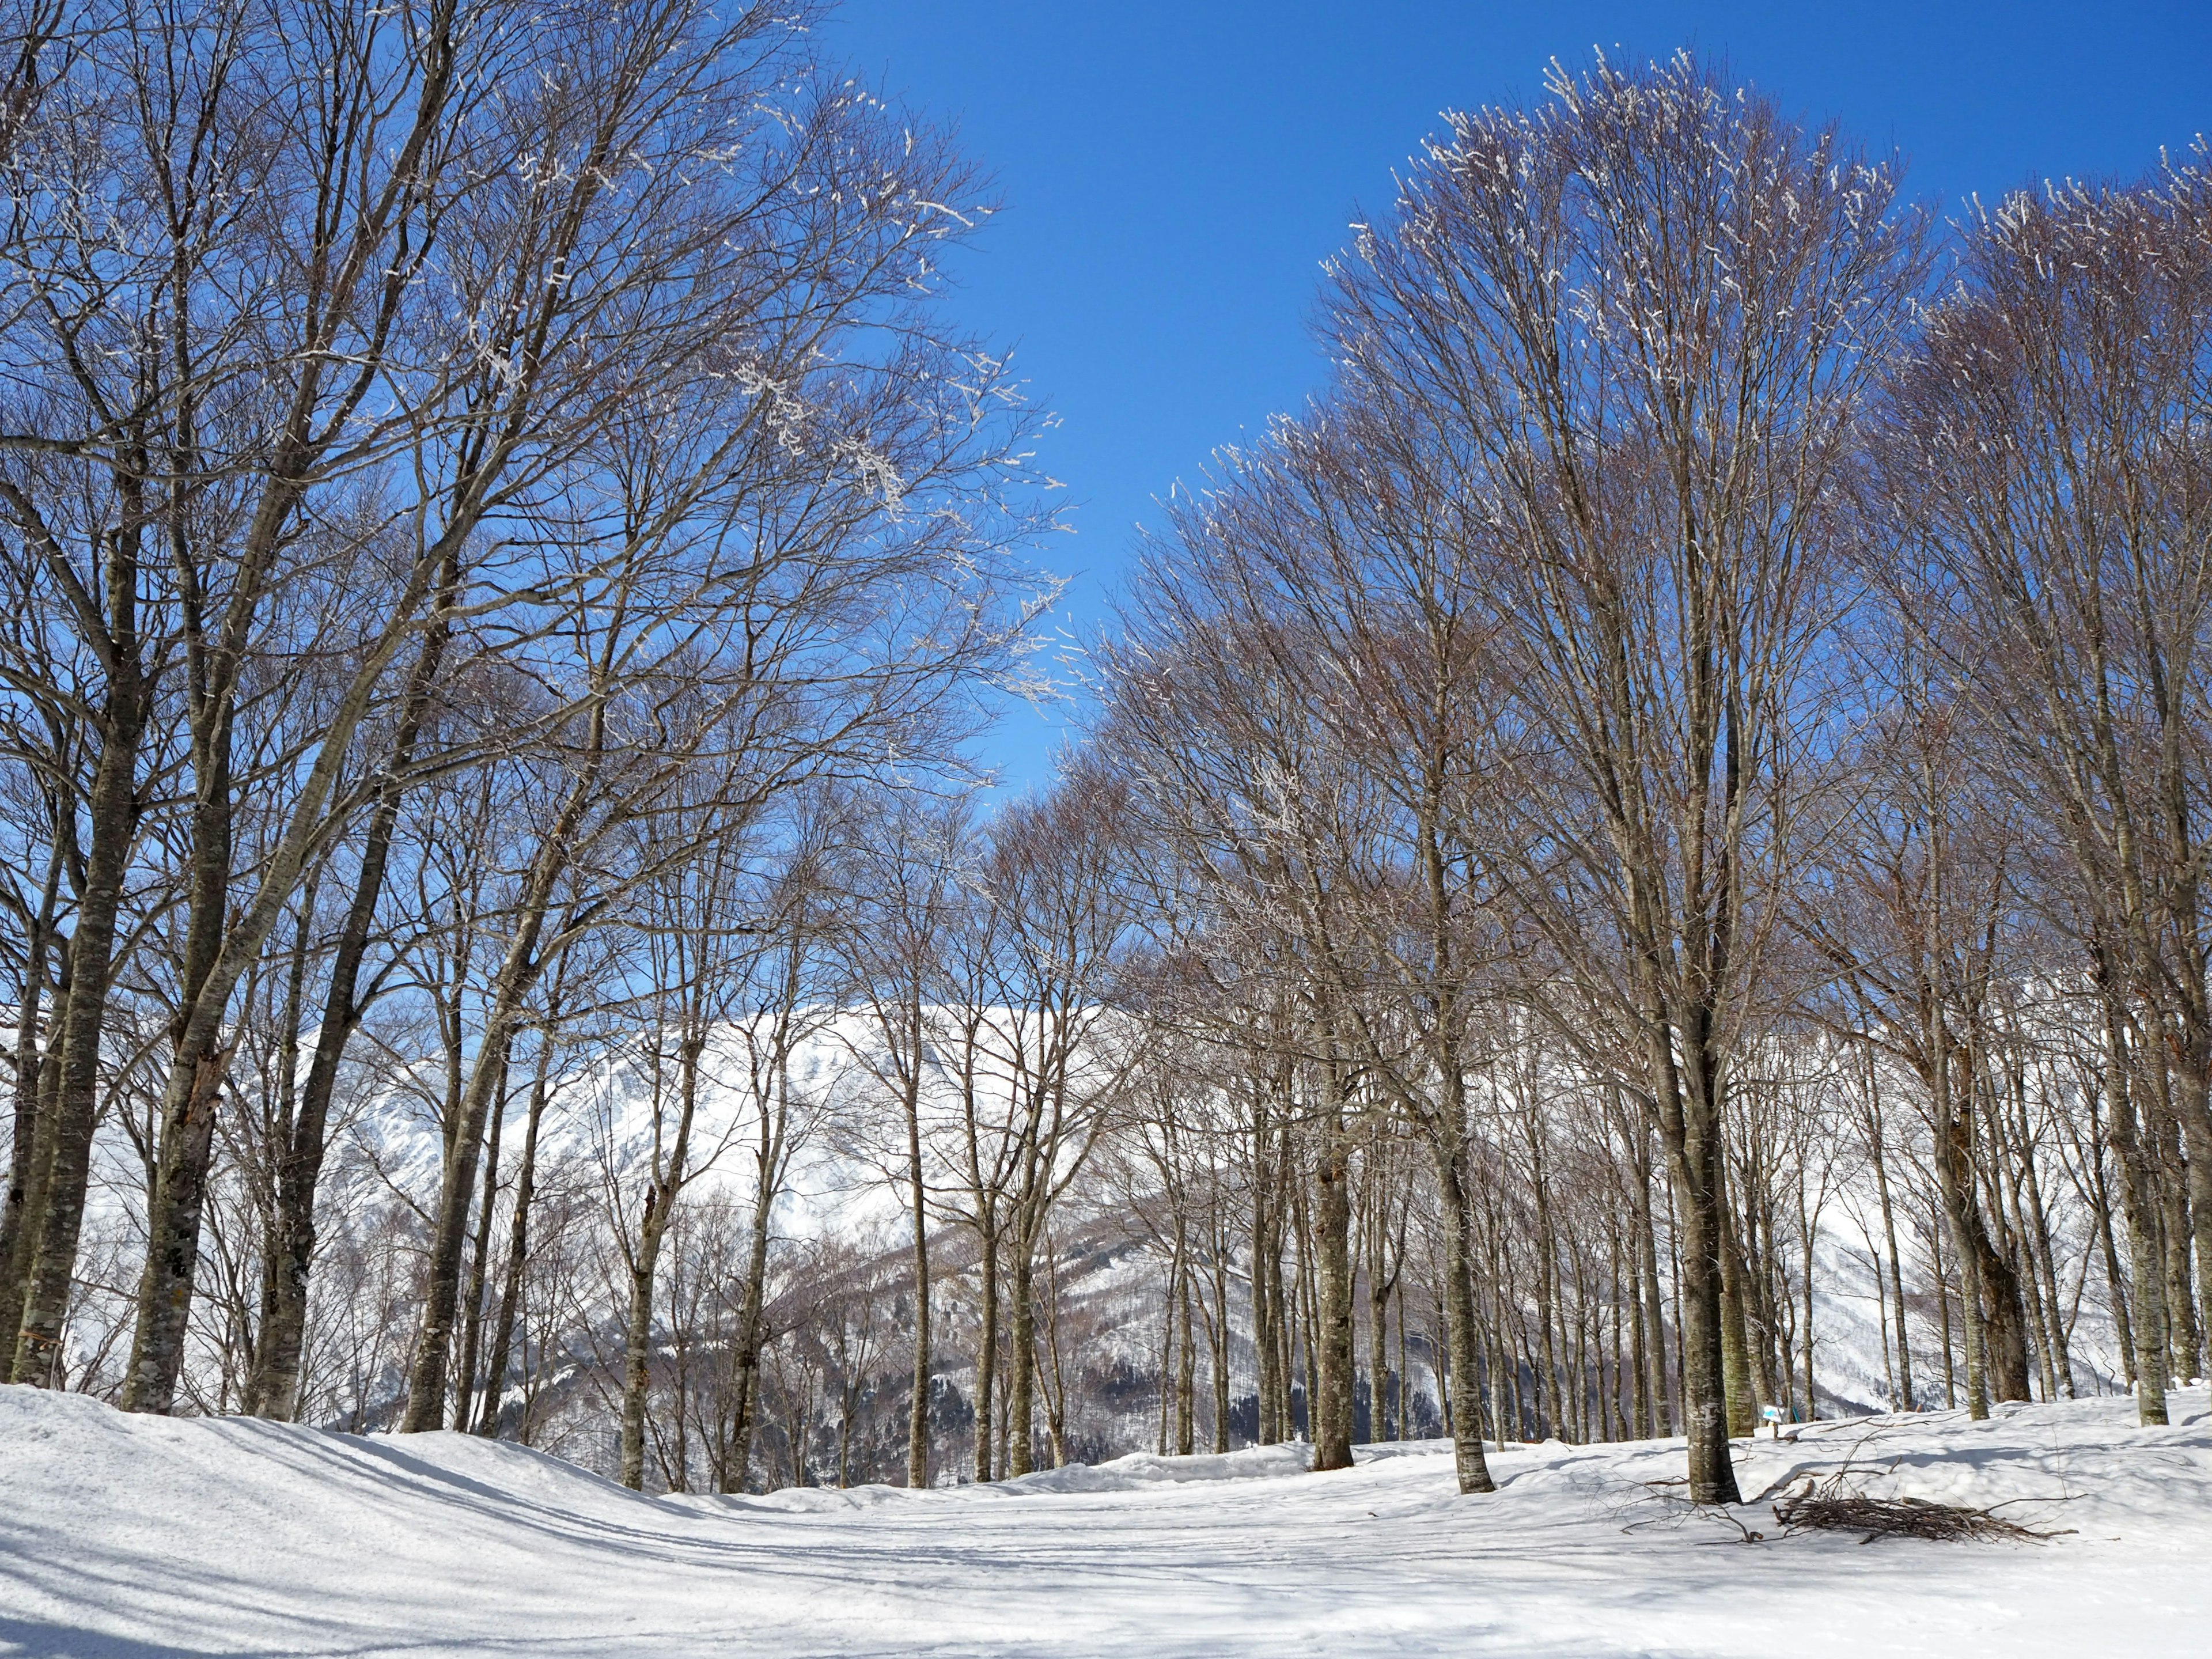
[2,1384,2206,1658]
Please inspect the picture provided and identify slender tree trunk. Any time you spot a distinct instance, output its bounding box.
[13,652,150,1384]
[1660,1036,1743,1503]
[1311,1101,1355,1472]
[1427,1119,1495,1491]
[973,1221,998,1483]
[2165,1051,2212,1378]
[1638,1141,1671,1436]
[1627,1218,1652,1437]
[903,1051,931,1488]
[1154,1226,1177,1456]
[247,620,448,1419]
[476,1034,556,1436]
[1868,1100,1915,1408]
[1293,1169,1318,1439]
[1929,1199,1957,1407]
[3,987,65,1346]
[1367,1238,1390,1444]
[452,1055,510,1431]
[2094,1175,2134,1388]
[2105,1010,2170,1424]
[1211,1240,1231,1453]
[402,740,599,1433]
[1531,1130,1563,1438]
[1174,1245,1196,1457]
[1252,1138,1279,1444]
[2152,1100,2201,1381]
[1395,1280,1409,1442]
[620,1034,700,1491]
[721,1141,780,1492]
[400,967,538,1434]
[1719,1213,1757,1435]
[1007,1228,1037,1476]
[1797,1182,1817,1421]
[0,842,59,1328]
[618,1223,666,1490]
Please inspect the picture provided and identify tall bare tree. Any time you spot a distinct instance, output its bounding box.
[1878,156,2212,1408]
[1317,50,1925,1501]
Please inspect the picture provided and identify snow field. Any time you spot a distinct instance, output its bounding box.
[2,1384,2207,1657]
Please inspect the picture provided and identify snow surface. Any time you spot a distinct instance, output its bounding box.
[3,1384,2207,1657]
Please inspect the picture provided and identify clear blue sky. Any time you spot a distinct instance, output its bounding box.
[826,1,2212,793]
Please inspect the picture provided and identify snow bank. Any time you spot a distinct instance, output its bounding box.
[999,1441,1316,1493]
[3,1383,2208,1657]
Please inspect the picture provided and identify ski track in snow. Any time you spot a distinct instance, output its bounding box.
[2,1385,2208,1658]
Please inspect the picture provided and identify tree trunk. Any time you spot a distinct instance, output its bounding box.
[1427,1118,1496,1492]
[12,651,150,1385]
[972,1222,997,1483]
[400,739,598,1433]
[720,1133,780,1492]
[903,1051,931,1489]
[247,622,447,1419]
[1868,1098,1915,1409]
[1719,1211,1758,1437]
[2154,1104,2201,1381]
[1311,1108,1355,1472]
[1174,1248,1196,1457]
[1252,1145,1279,1444]
[1366,1224,1390,1444]
[620,1031,699,1493]
[1638,1141,1671,1436]
[400,962,538,1434]
[1006,1229,1036,1476]
[476,1035,556,1436]
[2165,1046,2212,1378]
[1211,1240,1231,1453]
[1660,1039,1743,1505]
[618,1222,666,1490]
[2105,1010,2170,1425]
[119,1047,229,1410]
[0,842,60,1330]
[453,1055,510,1432]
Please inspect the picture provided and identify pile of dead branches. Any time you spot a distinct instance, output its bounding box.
[1772,1488,2064,1544]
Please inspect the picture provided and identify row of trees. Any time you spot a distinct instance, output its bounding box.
[5,28,2206,1510]
[0,0,1050,1441]
[1093,51,2212,1505]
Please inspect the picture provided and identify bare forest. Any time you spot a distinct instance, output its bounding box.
[5,14,2210,1512]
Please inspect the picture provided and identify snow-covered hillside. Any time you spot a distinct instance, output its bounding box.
[3,1382,2206,1657]
[342,1014,906,1231]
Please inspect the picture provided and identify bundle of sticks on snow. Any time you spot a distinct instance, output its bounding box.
[1772,1486,2063,1544]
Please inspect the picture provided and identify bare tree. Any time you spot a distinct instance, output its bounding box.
[1317,50,1924,1501]
[601,806,766,1490]
[1878,155,2212,1417]
[837,790,975,1487]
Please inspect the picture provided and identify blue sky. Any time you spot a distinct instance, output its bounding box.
[826,2,2212,793]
